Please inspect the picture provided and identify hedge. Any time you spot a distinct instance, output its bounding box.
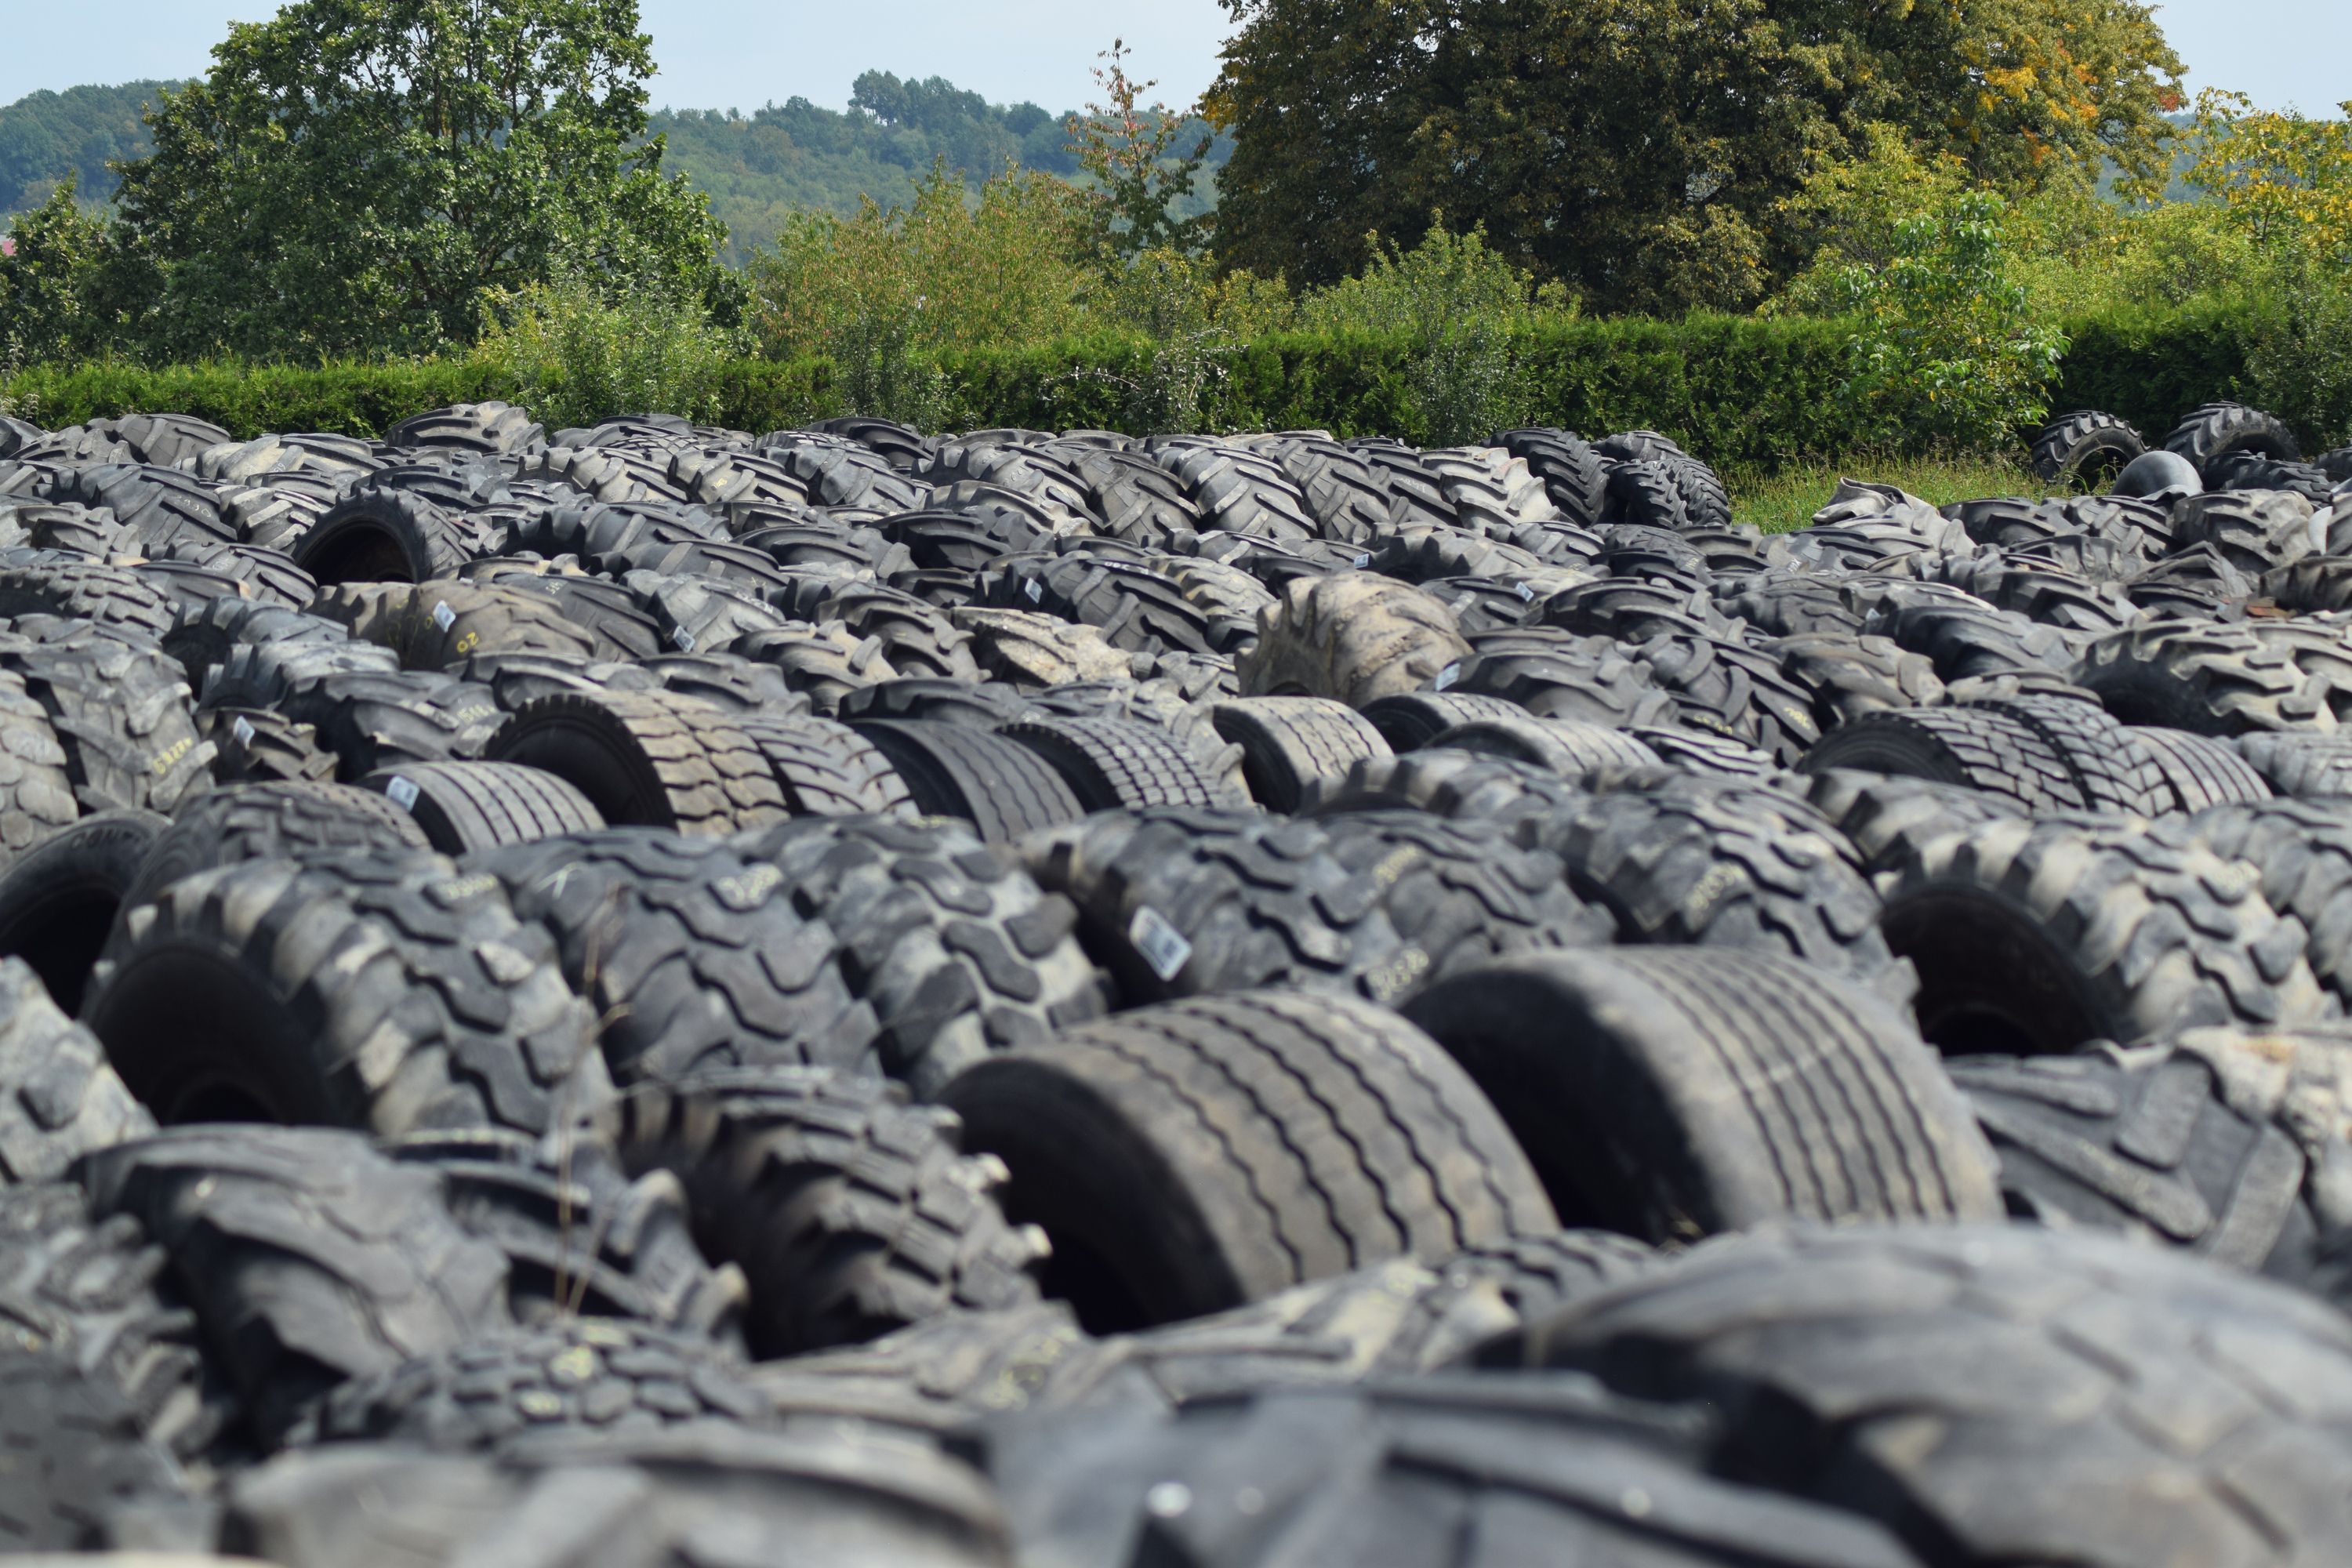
[0,304,2272,470]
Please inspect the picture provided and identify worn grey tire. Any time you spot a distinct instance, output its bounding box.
[940,989,1555,1331]
[1236,573,1470,706]
[0,956,153,1181]
[484,690,788,836]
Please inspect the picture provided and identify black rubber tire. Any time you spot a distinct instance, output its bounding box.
[0,1181,208,1545]
[2237,730,2352,797]
[1488,1223,2352,1568]
[1022,806,1434,1007]
[0,561,180,642]
[719,711,916,818]
[1491,427,1609,525]
[207,652,501,779]
[2031,408,2147,485]
[1881,814,2336,1054]
[1235,573,1470,706]
[123,780,430,912]
[1802,703,2118,813]
[476,829,882,1084]
[981,554,1221,657]
[998,713,1241,811]
[1312,808,1612,987]
[848,719,1087,843]
[1432,713,1662,778]
[593,1066,1046,1358]
[1446,638,1678,729]
[741,815,1112,1099]
[198,706,340,787]
[2129,724,2272,812]
[2187,798,2352,1013]
[0,956,153,1181]
[1208,695,1392,812]
[383,1127,747,1341]
[1530,773,1916,1009]
[1299,748,1592,831]
[1766,631,1947,730]
[0,628,212,816]
[940,989,1555,1332]
[1601,458,1688,527]
[384,400,546,456]
[85,849,610,1136]
[1629,631,1823,765]
[1355,690,1528,751]
[379,583,605,670]
[356,760,604,853]
[297,1319,768,1453]
[0,808,169,1014]
[485,690,788,836]
[2164,399,2303,481]
[1949,1031,2350,1293]
[78,1126,513,1450]
[2075,618,2352,736]
[1403,947,2001,1239]
[1801,768,2018,885]
[293,488,481,584]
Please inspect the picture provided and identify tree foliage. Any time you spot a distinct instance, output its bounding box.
[0,82,178,218]
[100,0,724,359]
[1206,0,2184,314]
[1065,41,1216,267]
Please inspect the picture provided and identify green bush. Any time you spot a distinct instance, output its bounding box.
[0,303,2304,464]
[477,274,746,432]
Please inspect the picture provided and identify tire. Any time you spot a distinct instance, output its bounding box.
[1802,703,2118,813]
[1355,690,1529,750]
[1208,696,1392,812]
[1948,1030,2350,1291]
[1490,1223,2352,1568]
[1236,573,1470,706]
[2075,619,2352,735]
[939,989,1555,1331]
[356,760,604,853]
[212,658,501,779]
[1492,427,1608,525]
[0,1182,207,1545]
[1531,773,1915,1008]
[848,719,1087,843]
[77,1125,513,1448]
[1880,815,2335,1054]
[1801,768,2018,886]
[298,1319,768,1453]
[0,665,78,869]
[593,1066,1047,1357]
[293,488,481,584]
[0,628,212,816]
[1299,748,1592,831]
[1765,631,1945,730]
[2171,489,2321,575]
[125,779,426,911]
[0,956,152,1181]
[1602,459,1687,527]
[477,828,881,1083]
[0,809,169,1014]
[949,604,1137,688]
[1627,630,1823,764]
[1446,638,1679,728]
[999,713,1241,811]
[53,464,234,552]
[379,583,604,670]
[2187,798,2352,1013]
[1247,436,1394,543]
[740,815,1110,1098]
[2237,730,2352,797]
[224,1422,1008,1568]
[163,597,350,691]
[728,712,914,818]
[1022,807,1426,1007]
[2164,399,2303,481]
[484,690,787,836]
[0,561,180,641]
[384,1128,747,1341]
[2129,724,2271,812]
[383,400,546,456]
[1428,713,1661,777]
[85,849,611,1136]
[2031,408,2147,485]
[810,414,931,472]
[1156,445,1319,541]
[982,1370,1919,1568]
[1403,948,2001,1239]
[731,619,902,711]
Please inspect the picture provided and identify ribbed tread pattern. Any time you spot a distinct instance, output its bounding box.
[485,690,788,836]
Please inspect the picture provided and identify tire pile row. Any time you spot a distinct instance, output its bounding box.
[0,400,2350,1565]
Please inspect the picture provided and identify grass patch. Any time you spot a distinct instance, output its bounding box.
[1726,454,2045,532]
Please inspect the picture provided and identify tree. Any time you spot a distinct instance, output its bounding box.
[104,0,725,359]
[1206,0,2184,314]
[1064,41,1215,268]
[0,178,113,365]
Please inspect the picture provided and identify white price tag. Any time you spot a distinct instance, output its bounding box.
[431,601,456,631]
[1516,581,1537,602]
[1024,577,1044,604]
[1433,661,1461,692]
[231,716,256,746]
[385,775,421,811]
[672,627,696,652]
[1128,906,1194,982]
[1352,554,1372,568]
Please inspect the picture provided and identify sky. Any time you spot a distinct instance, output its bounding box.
[0,0,2341,118]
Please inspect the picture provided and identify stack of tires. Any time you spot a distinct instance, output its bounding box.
[0,398,2347,1566]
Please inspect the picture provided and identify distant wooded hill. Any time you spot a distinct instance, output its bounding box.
[0,72,1231,263]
